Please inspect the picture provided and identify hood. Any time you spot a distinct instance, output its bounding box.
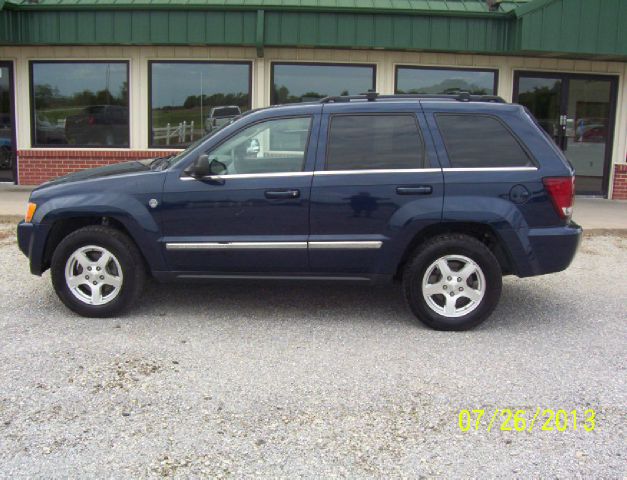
[35,160,153,190]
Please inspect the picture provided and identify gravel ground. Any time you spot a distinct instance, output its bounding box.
[0,226,625,479]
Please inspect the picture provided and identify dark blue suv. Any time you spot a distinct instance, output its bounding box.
[17,93,581,330]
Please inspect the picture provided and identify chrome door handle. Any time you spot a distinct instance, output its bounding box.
[396,185,433,195]
[264,189,300,199]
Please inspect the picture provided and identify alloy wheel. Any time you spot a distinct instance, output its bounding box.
[64,245,123,306]
[421,254,486,318]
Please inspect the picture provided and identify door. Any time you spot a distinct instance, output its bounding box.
[0,62,16,183]
[514,72,618,196]
[160,114,319,274]
[309,104,443,276]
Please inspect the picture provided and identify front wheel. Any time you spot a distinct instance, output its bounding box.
[403,234,502,330]
[50,226,146,317]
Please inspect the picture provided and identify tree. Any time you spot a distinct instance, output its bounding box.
[33,84,60,109]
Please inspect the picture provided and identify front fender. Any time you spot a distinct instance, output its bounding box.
[31,192,166,273]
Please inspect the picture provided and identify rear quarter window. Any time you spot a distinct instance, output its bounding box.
[435,114,534,168]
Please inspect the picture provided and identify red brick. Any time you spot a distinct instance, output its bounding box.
[17,148,184,184]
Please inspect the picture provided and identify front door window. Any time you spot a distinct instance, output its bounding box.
[205,116,312,175]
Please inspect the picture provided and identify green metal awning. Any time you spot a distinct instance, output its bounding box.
[1,0,625,61]
[512,0,627,59]
[1,0,531,14]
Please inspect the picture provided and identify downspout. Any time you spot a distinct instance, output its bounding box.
[256,9,264,58]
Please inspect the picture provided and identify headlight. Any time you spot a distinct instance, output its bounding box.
[25,202,37,223]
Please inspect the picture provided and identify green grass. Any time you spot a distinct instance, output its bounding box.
[152,107,204,129]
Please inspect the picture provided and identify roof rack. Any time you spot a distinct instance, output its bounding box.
[318,91,506,104]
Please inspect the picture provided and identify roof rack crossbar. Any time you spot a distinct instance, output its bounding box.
[318,92,506,104]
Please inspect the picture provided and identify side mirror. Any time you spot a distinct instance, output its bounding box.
[209,159,227,175]
[187,154,211,178]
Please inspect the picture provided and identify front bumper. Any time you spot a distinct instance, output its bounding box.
[17,221,32,257]
[17,221,49,276]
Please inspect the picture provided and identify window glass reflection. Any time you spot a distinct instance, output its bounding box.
[0,65,14,181]
[396,67,497,95]
[31,62,129,147]
[150,62,251,147]
[205,117,311,174]
[272,63,375,104]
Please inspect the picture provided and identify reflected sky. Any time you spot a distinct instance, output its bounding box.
[396,68,496,94]
[32,63,127,97]
[151,63,250,108]
[518,77,561,93]
[272,64,375,102]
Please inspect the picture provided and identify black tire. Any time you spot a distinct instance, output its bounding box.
[402,234,502,331]
[50,225,146,318]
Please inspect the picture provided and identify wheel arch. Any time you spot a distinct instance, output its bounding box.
[41,214,157,275]
[395,221,516,280]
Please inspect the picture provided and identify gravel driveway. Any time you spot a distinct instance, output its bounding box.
[0,225,625,478]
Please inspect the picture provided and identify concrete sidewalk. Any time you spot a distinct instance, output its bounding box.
[0,183,625,230]
[572,197,627,231]
[0,185,33,218]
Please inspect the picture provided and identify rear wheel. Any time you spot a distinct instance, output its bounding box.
[403,234,502,330]
[50,225,145,317]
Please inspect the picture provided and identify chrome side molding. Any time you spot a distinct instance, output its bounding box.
[314,169,441,175]
[166,241,383,250]
[442,167,538,172]
[308,241,383,249]
[166,241,307,250]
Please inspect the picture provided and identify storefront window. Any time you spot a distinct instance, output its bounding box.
[150,62,251,148]
[395,66,497,95]
[271,63,376,104]
[1,63,15,182]
[31,61,129,147]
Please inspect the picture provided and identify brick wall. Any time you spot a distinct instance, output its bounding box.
[612,164,627,200]
[17,149,183,185]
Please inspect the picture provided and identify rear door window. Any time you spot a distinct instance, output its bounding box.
[326,114,425,170]
[435,114,534,168]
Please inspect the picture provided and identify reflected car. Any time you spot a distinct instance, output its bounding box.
[205,106,241,133]
[65,105,129,146]
[580,125,607,143]
[35,116,66,145]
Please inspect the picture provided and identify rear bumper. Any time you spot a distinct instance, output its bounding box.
[17,221,49,276]
[516,222,582,277]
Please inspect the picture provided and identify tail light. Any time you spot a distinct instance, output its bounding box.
[88,115,95,126]
[543,176,574,220]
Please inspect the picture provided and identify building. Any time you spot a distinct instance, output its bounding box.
[0,0,626,199]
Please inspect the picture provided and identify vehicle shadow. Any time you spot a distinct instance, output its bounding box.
[137,279,417,326]
[129,277,572,331]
